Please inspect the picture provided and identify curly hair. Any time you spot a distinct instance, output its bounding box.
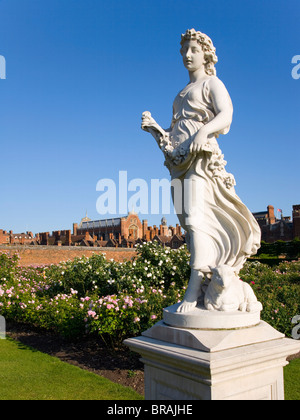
[180,29,218,76]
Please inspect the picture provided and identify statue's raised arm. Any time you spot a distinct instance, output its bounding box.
[141,111,174,156]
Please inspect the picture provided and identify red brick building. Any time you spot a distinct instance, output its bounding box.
[253,205,295,243]
[22,212,184,249]
[1,204,299,249]
[73,211,185,248]
[74,211,144,242]
[293,205,300,239]
[0,230,35,245]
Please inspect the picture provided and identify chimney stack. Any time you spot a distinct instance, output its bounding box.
[267,205,276,225]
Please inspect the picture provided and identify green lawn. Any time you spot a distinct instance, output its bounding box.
[0,337,298,400]
[0,338,143,400]
[284,358,300,401]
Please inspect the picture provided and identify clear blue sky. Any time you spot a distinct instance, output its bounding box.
[0,0,299,234]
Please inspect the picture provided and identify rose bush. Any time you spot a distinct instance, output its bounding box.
[0,242,299,347]
[240,260,300,336]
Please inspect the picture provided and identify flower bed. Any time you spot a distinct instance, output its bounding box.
[240,260,300,336]
[0,244,299,347]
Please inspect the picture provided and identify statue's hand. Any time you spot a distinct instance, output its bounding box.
[141,111,158,132]
[189,128,209,155]
[141,111,168,149]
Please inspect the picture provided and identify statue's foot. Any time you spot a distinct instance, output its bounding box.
[176,269,204,313]
[176,299,197,313]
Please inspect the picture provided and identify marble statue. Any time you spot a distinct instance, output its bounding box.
[141,29,261,315]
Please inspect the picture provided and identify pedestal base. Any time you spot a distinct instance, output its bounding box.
[124,321,300,400]
[164,303,261,330]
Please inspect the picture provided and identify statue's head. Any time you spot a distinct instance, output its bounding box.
[180,29,218,76]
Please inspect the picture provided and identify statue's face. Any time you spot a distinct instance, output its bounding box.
[181,40,205,72]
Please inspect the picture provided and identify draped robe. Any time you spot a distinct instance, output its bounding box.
[164,76,261,273]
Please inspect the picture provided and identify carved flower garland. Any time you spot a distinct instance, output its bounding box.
[160,134,236,190]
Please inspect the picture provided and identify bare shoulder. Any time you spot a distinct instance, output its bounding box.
[206,76,229,93]
[206,76,232,111]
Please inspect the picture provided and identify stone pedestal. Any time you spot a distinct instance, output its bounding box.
[124,318,300,400]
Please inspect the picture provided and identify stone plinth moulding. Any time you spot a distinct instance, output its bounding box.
[125,321,300,400]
